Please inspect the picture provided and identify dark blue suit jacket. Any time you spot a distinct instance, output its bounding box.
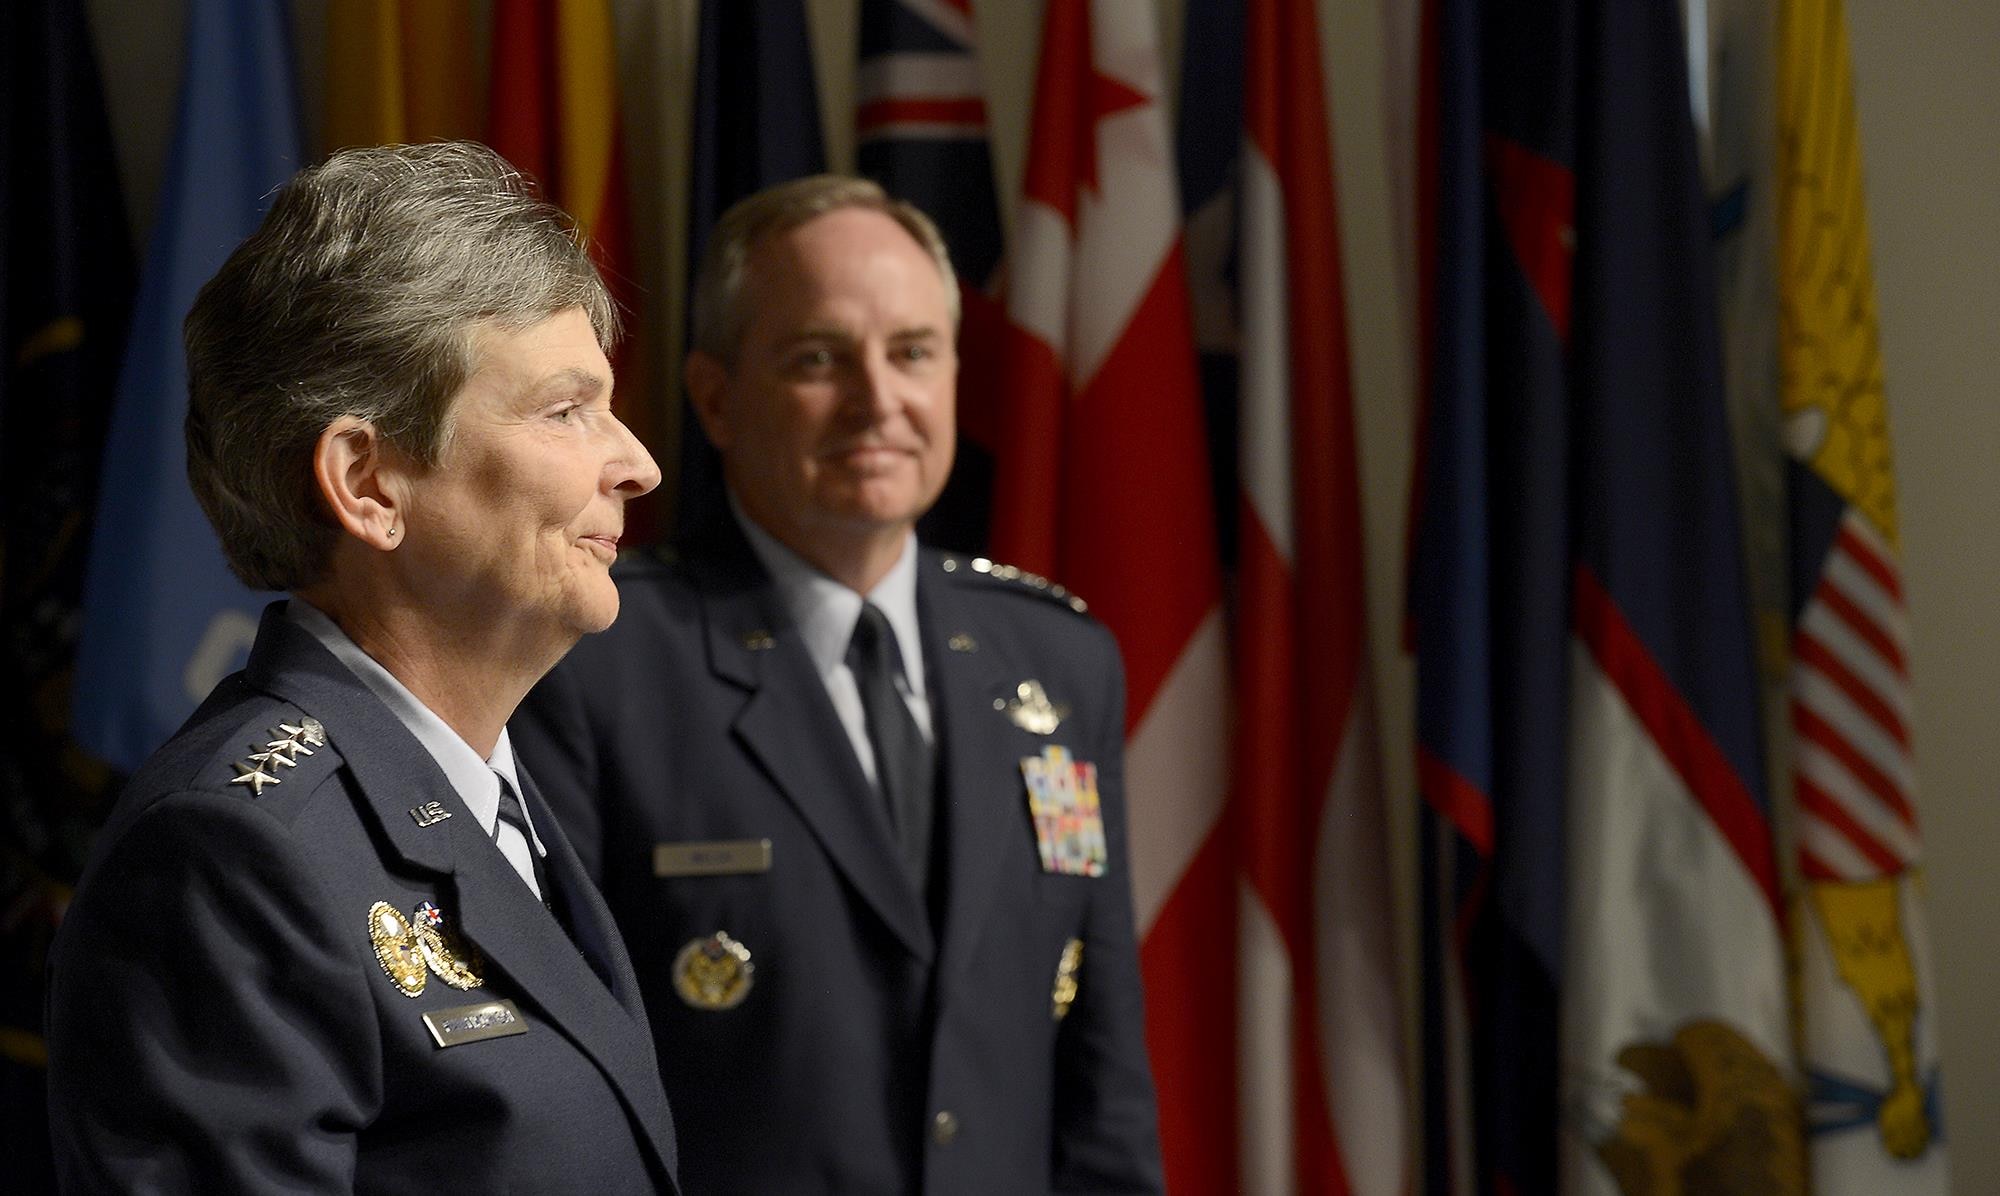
[513,528,1164,1195]
[46,605,679,1193]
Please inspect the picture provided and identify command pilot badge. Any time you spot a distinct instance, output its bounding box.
[1002,679,1068,735]
[674,931,754,1011]
[1020,745,1109,877]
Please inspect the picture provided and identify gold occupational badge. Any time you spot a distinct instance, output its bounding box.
[412,901,484,990]
[1003,680,1068,735]
[1052,938,1084,1021]
[368,901,428,998]
[673,931,754,1011]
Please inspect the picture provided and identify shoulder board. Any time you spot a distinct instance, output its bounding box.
[207,709,339,803]
[936,555,1091,616]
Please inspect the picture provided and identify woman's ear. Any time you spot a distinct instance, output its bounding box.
[313,417,404,550]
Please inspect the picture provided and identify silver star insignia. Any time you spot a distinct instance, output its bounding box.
[230,762,282,797]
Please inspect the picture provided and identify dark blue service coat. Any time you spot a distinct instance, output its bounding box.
[46,604,679,1193]
[513,530,1165,1195]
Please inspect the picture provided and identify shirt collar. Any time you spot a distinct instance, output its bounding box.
[731,499,925,694]
[286,598,541,853]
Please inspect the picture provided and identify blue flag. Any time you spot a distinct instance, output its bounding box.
[72,0,302,772]
[674,0,825,538]
[1412,0,1795,1190]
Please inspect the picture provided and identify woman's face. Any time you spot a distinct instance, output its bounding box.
[399,307,659,639]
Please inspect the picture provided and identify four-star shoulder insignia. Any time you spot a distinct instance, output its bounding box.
[938,555,1090,615]
[226,717,328,798]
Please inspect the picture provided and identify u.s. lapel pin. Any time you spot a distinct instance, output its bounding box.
[740,629,776,651]
[948,632,977,653]
[1002,680,1068,735]
[409,800,452,828]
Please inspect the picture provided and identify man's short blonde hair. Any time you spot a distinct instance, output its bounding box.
[687,174,960,363]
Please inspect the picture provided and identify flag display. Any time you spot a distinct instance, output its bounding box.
[675,0,827,537]
[487,0,654,536]
[1411,2,1799,1192]
[324,0,476,150]
[71,0,301,773]
[1778,0,1948,1184]
[991,2,1231,1189]
[854,0,1005,554]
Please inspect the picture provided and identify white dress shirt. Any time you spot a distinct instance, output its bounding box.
[733,504,934,788]
[288,598,546,898]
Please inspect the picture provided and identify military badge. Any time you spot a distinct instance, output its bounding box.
[227,717,327,797]
[1002,679,1068,735]
[1020,745,1109,877]
[368,901,428,998]
[1052,938,1084,1021]
[673,931,754,1011]
[412,900,484,990]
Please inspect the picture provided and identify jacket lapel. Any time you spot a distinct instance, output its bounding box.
[247,607,677,1181]
[920,560,1026,979]
[694,544,935,963]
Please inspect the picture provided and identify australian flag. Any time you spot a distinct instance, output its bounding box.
[855,0,1004,555]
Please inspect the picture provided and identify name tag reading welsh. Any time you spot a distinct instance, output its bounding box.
[653,838,774,878]
[423,999,528,1048]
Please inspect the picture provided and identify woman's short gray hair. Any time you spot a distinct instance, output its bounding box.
[185,140,618,592]
[688,174,959,362]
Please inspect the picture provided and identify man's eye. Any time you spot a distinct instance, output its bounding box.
[901,343,932,362]
[550,404,578,423]
[793,347,835,371]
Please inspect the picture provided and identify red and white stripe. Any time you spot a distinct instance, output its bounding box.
[854,1,988,144]
[1236,0,1407,1192]
[1793,506,1920,882]
[991,2,1233,1189]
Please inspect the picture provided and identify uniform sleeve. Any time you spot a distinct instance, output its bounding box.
[1051,628,1168,1195]
[512,658,608,883]
[46,793,379,1193]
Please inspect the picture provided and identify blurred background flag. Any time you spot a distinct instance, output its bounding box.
[2,1,135,1186]
[674,0,826,537]
[324,0,477,150]
[71,0,300,774]
[991,2,1232,1189]
[1410,0,1800,1191]
[1778,0,1949,1184]
[854,0,1004,555]
[1230,0,1409,1190]
[486,0,655,537]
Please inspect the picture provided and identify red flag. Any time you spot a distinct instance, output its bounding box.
[487,0,657,539]
[992,2,1233,1189]
[1236,0,1407,1191]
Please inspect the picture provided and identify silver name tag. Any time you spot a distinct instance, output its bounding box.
[424,999,528,1048]
[654,838,773,878]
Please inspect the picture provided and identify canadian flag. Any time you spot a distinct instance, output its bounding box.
[990,1,1235,1188]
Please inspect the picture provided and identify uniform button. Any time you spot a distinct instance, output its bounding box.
[931,1110,959,1146]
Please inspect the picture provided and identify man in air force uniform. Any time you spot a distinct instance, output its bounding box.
[512,175,1165,1195]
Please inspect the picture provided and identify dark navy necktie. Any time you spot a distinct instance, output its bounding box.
[846,603,935,893]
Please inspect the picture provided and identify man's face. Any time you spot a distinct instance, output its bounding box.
[690,207,957,553]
